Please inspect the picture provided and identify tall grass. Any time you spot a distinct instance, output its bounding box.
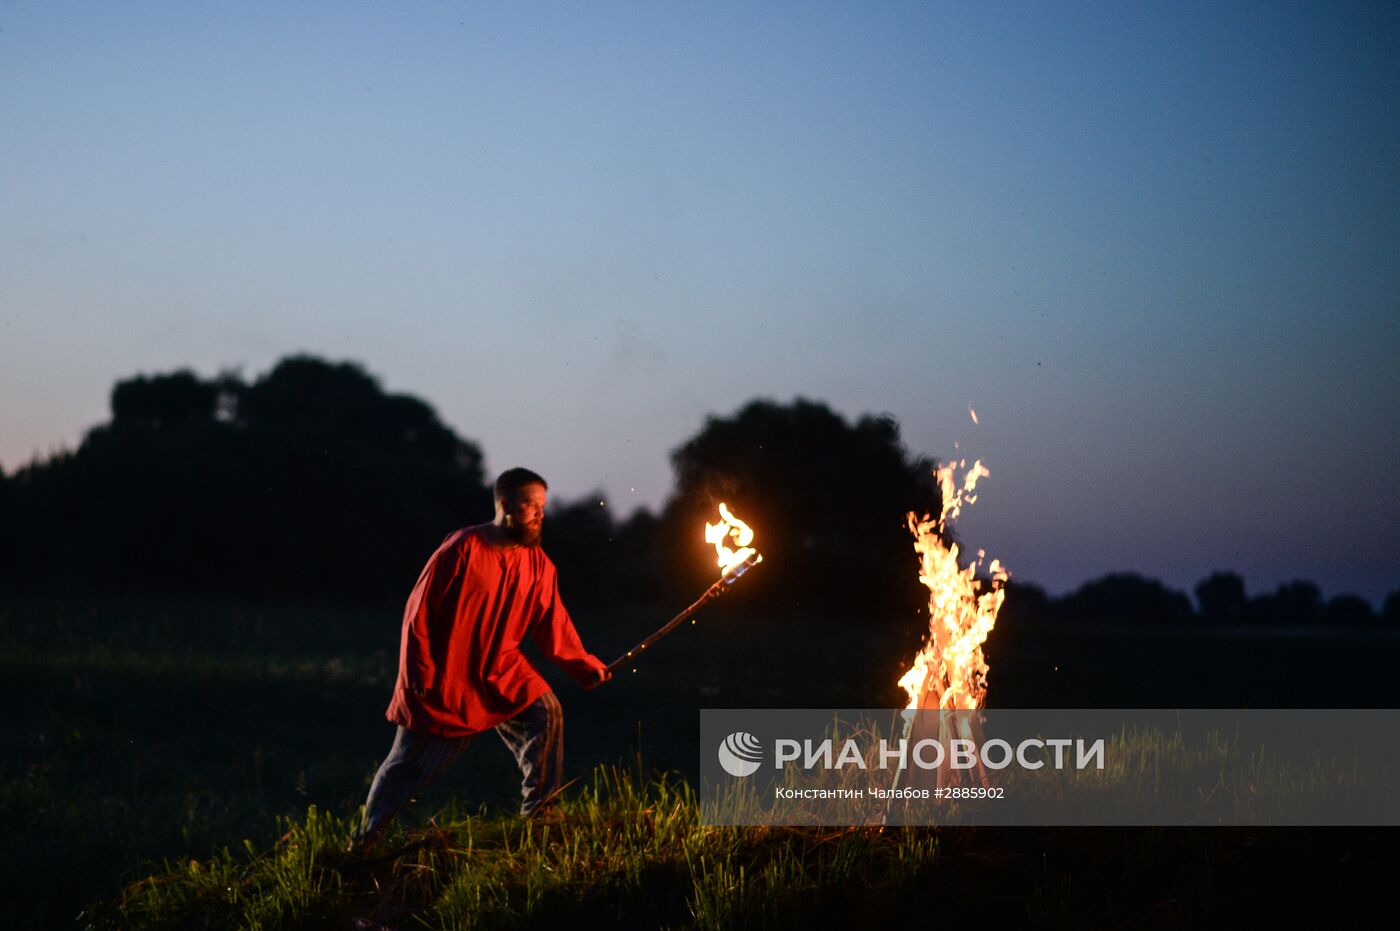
[91,749,1395,929]
[91,764,943,930]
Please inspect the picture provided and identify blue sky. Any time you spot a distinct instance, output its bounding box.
[3,1,1397,603]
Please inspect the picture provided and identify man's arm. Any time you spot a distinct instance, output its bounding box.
[531,568,611,689]
[400,537,463,694]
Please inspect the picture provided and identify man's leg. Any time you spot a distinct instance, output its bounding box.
[495,691,564,816]
[356,725,471,844]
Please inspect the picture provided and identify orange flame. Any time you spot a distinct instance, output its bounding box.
[898,459,1007,711]
[705,502,761,576]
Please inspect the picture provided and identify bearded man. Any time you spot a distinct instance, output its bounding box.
[354,467,610,846]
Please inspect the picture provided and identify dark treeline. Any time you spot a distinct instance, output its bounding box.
[1,358,492,601]
[1000,573,1400,630]
[2,354,1397,630]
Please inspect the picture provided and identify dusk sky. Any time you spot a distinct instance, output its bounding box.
[4,2,1398,604]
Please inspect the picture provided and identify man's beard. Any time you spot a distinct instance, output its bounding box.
[505,523,543,547]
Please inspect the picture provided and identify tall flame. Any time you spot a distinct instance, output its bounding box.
[897,460,1007,711]
[705,502,759,576]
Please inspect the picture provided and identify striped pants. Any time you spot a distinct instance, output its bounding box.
[356,691,563,842]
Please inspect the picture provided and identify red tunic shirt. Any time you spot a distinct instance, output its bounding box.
[386,524,604,738]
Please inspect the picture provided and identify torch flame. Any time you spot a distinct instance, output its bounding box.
[898,459,1006,712]
[705,502,760,577]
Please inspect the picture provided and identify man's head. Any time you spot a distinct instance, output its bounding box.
[493,467,548,546]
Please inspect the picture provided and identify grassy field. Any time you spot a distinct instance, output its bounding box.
[0,591,738,928]
[3,593,1397,928]
[83,768,1396,929]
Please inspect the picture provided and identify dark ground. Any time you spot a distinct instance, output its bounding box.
[3,592,1398,928]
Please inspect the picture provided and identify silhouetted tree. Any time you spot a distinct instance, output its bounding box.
[0,467,9,553]
[542,496,672,611]
[544,493,616,606]
[229,356,491,597]
[1385,590,1400,626]
[994,580,1049,627]
[605,509,669,604]
[1251,580,1324,626]
[109,370,220,433]
[1195,571,1247,624]
[1,356,491,601]
[1055,573,1195,625]
[240,357,474,466]
[1324,594,1374,628]
[662,398,936,626]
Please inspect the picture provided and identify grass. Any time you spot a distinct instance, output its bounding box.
[85,757,1398,930]
[88,764,947,930]
[5,592,1399,928]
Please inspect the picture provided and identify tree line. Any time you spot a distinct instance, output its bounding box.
[2,354,1395,629]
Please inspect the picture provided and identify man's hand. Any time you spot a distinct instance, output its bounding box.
[584,660,612,691]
